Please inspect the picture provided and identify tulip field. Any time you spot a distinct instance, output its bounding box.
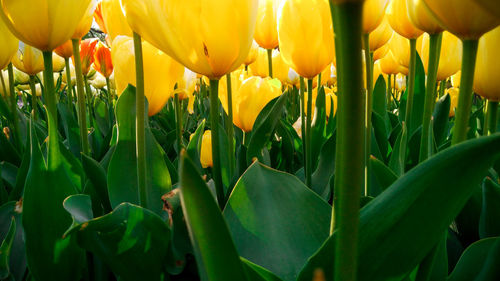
[1,0,500,280]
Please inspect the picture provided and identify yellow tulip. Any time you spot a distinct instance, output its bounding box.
[373,43,389,61]
[473,27,500,101]
[244,41,259,66]
[304,86,338,117]
[175,68,198,100]
[101,0,133,42]
[89,71,107,89]
[274,50,297,86]
[363,0,390,34]
[200,130,213,168]
[0,14,18,70]
[321,63,337,87]
[447,87,459,117]
[373,61,386,85]
[421,31,462,81]
[0,0,95,51]
[254,0,279,49]
[386,0,424,39]
[472,0,500,20]
[249,47,273,78]
[380,50,408,75]
[369,17,393,52]
[218,69,248,116]
[421,0,500,39]
[52,53,66,73]
[277,0,335,79]
[407,0,443,34]
[111,36,184,116]
[121,0,258,79]
[395,74,407,92]
[12,42,44,76]
[0,70,11,97]
[234,76,281,132]
[388,32,422,68]
[72,1,97,39]
[451,71,461,88]
[62,60,76,86]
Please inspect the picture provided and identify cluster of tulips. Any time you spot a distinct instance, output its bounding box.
[0,0,500,281]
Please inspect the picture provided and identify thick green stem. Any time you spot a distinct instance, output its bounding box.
[451,40,479,145]
[174,93,183,154]
[267,49,273,78]
[133,32,148,209]
[486,101,498,135]
[225,73,235,177]
[362,33,372,196]
[419,33,443,162]
[29,75,38,121]
[42,52,61,169]
[305,79,313,188]
[405,38,417,131]
[72,38,90,155]
[209,79,224,208]
[329,3,365,281]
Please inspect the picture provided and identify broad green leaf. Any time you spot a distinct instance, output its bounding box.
[311,133,336,200]
[242,258,284,281]
[107,85,171,216]
[373,111,390,161]
[179,151,248,281]
[373,75,387,119]
[370,156,398,195]
[410,55,426,135]
[0,129,20,166]
[186,119,206,174]
[389,123,408,176]
[448,237,500,281]
[414,233,447,281]
[247,94,287,165]
[8,129,31,201]
[0,217,15,279]
[0,162,17,189]
[479,178,500,238]
[81,154,112,213]
[298,134,500,281]
[22,121,84,281]
[224,162,331,281]
[64,198,171,281]
[58,103,80,158]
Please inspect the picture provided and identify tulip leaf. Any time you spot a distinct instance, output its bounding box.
[247,94,287,165]
[57,103,81,158]
[298,134,500,281]
[63,196,171,281]
[107,85,171,216]
[179,151,249,281]
[311,132,336,200]
[389,122,408,176]
[81,153,112,213]
[8,137,30,201]
[0,217,15,279]
[373,75,387,119]
[22,121,84,281]
[0,201,26,281]
[311,86,327,171]
[186,119,206,174]
[448,237,500,281]
[223,162,331,281]
[372,111,390,161]
[369,155,398,195]
[0,128,20,166]
[433,94,451,147]
[479,178,500,238]
[410,55,426,135]
[242,257,284,281]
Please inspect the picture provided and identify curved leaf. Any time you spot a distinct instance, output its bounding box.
[448,237,500,281]
[479,178,500,238]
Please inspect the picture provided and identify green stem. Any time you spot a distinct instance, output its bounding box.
[83,76,94,128]
[439,80,446,98]
[174,93,183,154]
[305,78,313,188]
[7,64,21,149]
[63,58,73,114]
[486,101,498,135]
[133,32,148,209]
[267,49,273,78]
[362,33,372,196]
[299,77,306,172]
[404,38,417,132]
[42,52,61,169]
[225,73,235,178]
[419,33,442,162]
[72,39,90,155]
[387,74,392,109]
[451,40,479,145]
[209,79,224,208]
[105,77,112,102]
[29,75,38,121]
[329,2,364,281]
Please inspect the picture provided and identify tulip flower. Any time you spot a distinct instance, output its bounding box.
[12,42,44,76]
[0,0,95,51]
[277,0,334,79]
[72,1,97,39]
[388,33,422,68]
[254,0,280,50]
[472,0,500,20]
[363,0,390,34]
[74,39,98,76]
[200,130,213,168]
[447,87,459,117]
[233,76,281,132]
[244,41,259,67]
[421,0,499,40]
[93,42,113,78]
[112,36,184,116]
[421,32,462,81]
[274,51,298,87]
[474,27,500,101]
[387,0,424,40]
[321,63,337,87]
[101,0,133,42]
[373,44,389,61]
[369,17,394,52]
[407,0,444,35]
[451,72,461,88]
[249,47,275,78]
[55,41,74,59]
[218,69,248,116]
[94,2,108,34]
[0,16,18,71]
[304,86,338,117]
[121,0,258,79]
[175,68,198,101]
[52,53,66,73]
[380,50,408,76]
